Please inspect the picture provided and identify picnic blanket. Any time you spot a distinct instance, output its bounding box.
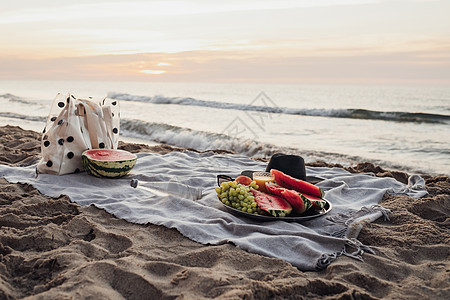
[0,151,428,271]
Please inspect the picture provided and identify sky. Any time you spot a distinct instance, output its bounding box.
[0,0,449,84]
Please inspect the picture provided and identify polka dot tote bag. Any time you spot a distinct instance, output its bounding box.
[37,93,120,175]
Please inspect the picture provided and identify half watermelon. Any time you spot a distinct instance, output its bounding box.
[82,149,137,178]
[250,188,292,217]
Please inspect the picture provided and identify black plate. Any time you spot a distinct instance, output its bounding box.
[218,198,332,222]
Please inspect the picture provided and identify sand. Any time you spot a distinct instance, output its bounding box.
[0,125,449,300]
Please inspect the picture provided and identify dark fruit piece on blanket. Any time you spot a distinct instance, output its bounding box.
[251,188,293,218]
[271,169,324,198]
[82,149,137,178]
[215,180,264,215]
[235,175,252,186]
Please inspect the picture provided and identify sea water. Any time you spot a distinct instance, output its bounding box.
[0,80,449,176]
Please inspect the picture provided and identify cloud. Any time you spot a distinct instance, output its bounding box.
[1,47,449,84]
[0,1,381,25]
[140,70,166,75]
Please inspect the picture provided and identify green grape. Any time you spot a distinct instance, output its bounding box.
[217,180,265,216]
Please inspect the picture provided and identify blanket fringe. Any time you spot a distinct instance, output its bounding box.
[327,205,391,239]
[317,205,390,269]
[315,238,377,270]
[316,251,342,270]
[343,238,376,260]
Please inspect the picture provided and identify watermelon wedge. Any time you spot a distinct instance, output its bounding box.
[250,188,292,217]
[279,189,313,214]
[299,193,327,210]
[264,182,285,198]
[271,169,324,198]
[266,182,326,213]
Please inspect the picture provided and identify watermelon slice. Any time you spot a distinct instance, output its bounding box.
[250,188,292,217]
[266,182,325,213]
[271,169,324,198]
[300,193,327,210]
[279,189,313,214]
[265,182,286,198]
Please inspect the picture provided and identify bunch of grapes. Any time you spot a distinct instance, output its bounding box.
[215,180,264,215]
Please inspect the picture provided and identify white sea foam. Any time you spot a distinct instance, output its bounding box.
[109,92,450,124]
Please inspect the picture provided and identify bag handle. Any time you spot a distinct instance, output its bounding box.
[77,99,115,149]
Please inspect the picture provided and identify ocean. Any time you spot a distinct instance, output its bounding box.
[0,80,449,176]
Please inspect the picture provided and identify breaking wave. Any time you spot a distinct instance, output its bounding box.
[109,92,450,124]
[0,93,38,105]
[0,112,46,123]
[120,119,280,157]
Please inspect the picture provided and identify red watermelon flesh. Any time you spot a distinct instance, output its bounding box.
[266,182,325,212]
[250,188,292,217]
[83,149,137,161]
[265,182,285,198]
[271,169,324,199]
[280,189,313,214]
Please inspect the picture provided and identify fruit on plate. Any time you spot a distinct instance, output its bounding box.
[271,169,324,198]
[300,193,327,210]
[215,180,263,215]
[235,175,253,186]
[251,188,292,217]
[264,182,286,198]
[266,182,326,213]
[279,189,313,214]
[82,149,137,178]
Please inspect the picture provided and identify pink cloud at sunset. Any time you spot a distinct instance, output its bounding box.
[1,0,449,84]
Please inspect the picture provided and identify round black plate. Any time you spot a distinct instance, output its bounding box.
[218,198,332,222]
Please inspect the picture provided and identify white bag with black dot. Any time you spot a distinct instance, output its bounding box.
[37,93,120,175]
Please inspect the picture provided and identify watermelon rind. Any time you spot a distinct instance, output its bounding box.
[299,193,327,210]
[82,149,137,178]
[280,189,313,214]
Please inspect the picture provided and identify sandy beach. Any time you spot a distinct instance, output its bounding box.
[0,125,449,300]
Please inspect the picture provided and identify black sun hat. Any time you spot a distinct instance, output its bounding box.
[265,153,306,181]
